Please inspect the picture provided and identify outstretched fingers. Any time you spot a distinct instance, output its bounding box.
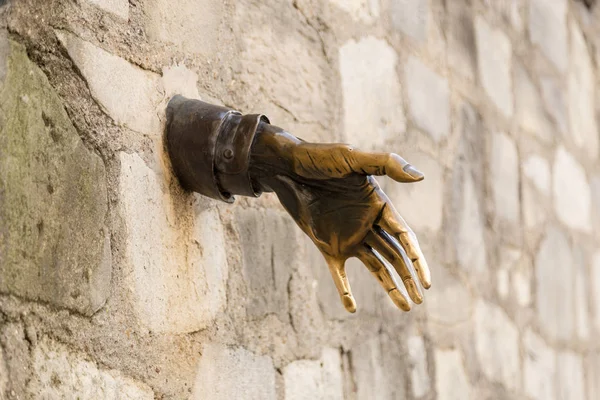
[357,246,411,311]
[378,205,432,289]
[324,255,357,313]
[364,228,424,304]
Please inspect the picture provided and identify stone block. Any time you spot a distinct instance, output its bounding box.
[0,346,7,397]
[119,152,228,333]
[434,348,471,400]
[425,267,472,325]
[86,0,128,20]
[329,0,379,23]
[454,171,487,273]
[236,207,301,319]
[535,228,575,341]
[523,155,551,195]
[144,0,224,56]
[161,64,200,100]
[1,323,30,396]
[55,30,162,136]
[0,39,111,316]
[391,0,428,42]
[540,77,568,136]
[574,248,590,340]
[568,22,598,159]
[405,56,450,142]
[191,343,276,400]
[235,4,331,134]
[350,335,407,400]
[587,352,600,400]
[474,300,520,390]
[592,251,600,333]
[407,336,430,398]
[557,351,585,400]
[475,17,513,117]
[385,151,444,232]
[553,147,592,232]
[515,64,553,143]
[446,3,476,80]
[529,0,568,71]
[339,37,406,150]
[523,329,556,400]
[490,132,520,222]
[283,348,343,400]
[28,337,154,399]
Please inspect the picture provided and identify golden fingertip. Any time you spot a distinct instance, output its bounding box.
[389,288,411,311]
[342,294,357,313]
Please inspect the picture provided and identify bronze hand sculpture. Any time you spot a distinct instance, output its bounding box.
[166,96,431,313]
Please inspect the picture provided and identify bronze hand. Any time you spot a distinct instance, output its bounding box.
[248,125,431,313]
[165,96,432,314]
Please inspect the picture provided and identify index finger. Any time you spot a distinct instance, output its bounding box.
[292,143,425,182]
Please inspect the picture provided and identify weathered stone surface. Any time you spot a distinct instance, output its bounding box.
[351,336,407,400]
[191,344,276,400]
[405,56,450,142]
[0,40,111,316]
[475,17,513,117]
[434,349,471,400]
[568,22,598,159]
[426,267,472,325]
[28,337,154,398]
[407,336,430,398]
[283,348,343,400]
[523,180,548,228]
[446,3,476,80]
[86,0,128,20]
[236,208,301,319]
[55,30,162,136]
[592,251,600,333]
[540,76,568,136]
[515,64,553,143]
[236,6,330,132]
[329,0,379,23]
[145,0,224,56]
[0,346,7,397]
[161,64,200,100]
[386,151,444,232]
[557,351,585,400]
[455,172,487,273]
[574,248,590,340]
[523,329,556,400]
[339,37,406,150]
[391,0,428,42]
[474,300,520,390]
[587,352,600,400]
[536,228,575,341]
[491,132,520,222]
[1,323,31,396]
[553,147,592,232]
[523,155,551,195]
[513,261,532,307]
[496,247,520,299]
[529,0,568,71]
[119,152,228,333]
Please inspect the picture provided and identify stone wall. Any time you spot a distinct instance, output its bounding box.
[1,0,599,398]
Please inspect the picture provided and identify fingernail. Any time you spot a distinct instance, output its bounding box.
[389,288,411,311]
[403,164,424,180]
[405,279,423,304]
[342,294,357,313]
